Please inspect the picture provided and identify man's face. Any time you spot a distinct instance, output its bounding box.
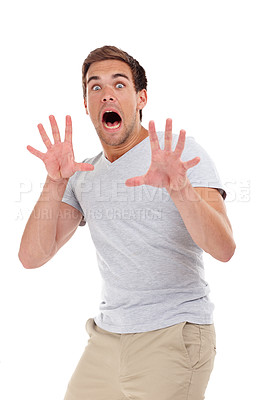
[84,59,147,146]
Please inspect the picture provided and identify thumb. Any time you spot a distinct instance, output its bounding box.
[125,175,145,187]
[74,162,94,172]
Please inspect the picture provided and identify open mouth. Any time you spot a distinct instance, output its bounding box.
[102,111,122,130]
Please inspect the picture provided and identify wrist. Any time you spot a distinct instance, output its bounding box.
[166,178,190,196]
[46,175,69,185]
[42,175,69,203]
[167,180,201,203]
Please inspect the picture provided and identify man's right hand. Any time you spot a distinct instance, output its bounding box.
[27,115,94,181]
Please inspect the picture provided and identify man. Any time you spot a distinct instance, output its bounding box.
[19,45,235,400]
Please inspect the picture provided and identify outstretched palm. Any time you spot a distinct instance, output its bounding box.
[125,119,200,192]
[27,115,94,181]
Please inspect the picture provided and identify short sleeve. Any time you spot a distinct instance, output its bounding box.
[62,175,86,226]
[182,137,226,200]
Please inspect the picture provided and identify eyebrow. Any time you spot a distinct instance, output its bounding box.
[87,73,130,85]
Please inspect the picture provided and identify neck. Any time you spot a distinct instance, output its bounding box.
[101,124,149,163]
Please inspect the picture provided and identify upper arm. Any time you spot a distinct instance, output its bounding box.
[194,187,233,231]
[51,202,83,256]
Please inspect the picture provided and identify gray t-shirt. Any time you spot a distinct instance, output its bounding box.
[62,132,226,333]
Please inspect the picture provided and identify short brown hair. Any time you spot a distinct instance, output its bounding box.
[82,45,147,121]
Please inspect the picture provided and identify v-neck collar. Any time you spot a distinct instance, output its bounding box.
[102,134,151,167]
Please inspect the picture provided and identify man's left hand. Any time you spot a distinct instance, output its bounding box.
[125,119,200,192]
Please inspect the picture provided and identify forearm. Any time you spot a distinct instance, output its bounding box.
[18,175,69,268]
[168,181,235,262]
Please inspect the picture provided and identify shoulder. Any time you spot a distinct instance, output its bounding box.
[172,133,200,149]
[170,133,209,160]
[159,131,201,150]
[81,151,103,166]
[68,151,103,186]
[158,130,214,161]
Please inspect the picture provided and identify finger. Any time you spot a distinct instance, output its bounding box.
[27,145,45,160]
[64,115,72,144]
[148,120,160,153]
[74,162,94,172]
[164,118,172,151]
[174,129,186,158]
[49,115,61,144]
[183,157,200,170]
[37,123,52,150]
[125,175,145,187]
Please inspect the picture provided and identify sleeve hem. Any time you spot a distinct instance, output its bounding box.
[191,183,227,200]
[61,198,86,225]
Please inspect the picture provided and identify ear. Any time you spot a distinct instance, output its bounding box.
[84,98,89,115]
[137,89,147,111]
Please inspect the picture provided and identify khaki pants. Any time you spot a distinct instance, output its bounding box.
[64,318,216,400]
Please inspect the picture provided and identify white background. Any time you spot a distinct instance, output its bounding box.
[1,0,265,399]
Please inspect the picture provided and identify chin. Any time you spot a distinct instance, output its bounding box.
[98,129,131,146]
[96,122,136,147]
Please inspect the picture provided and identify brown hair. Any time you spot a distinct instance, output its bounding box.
[82,45,147,121]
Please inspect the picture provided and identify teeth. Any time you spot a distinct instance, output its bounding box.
[104,121,121,129]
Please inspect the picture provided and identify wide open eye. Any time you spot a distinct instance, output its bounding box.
[116,83,124,89]
[92,85,101,91]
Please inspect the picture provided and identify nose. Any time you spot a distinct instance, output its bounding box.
[101,87,116,103]
[102,95,114,102]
